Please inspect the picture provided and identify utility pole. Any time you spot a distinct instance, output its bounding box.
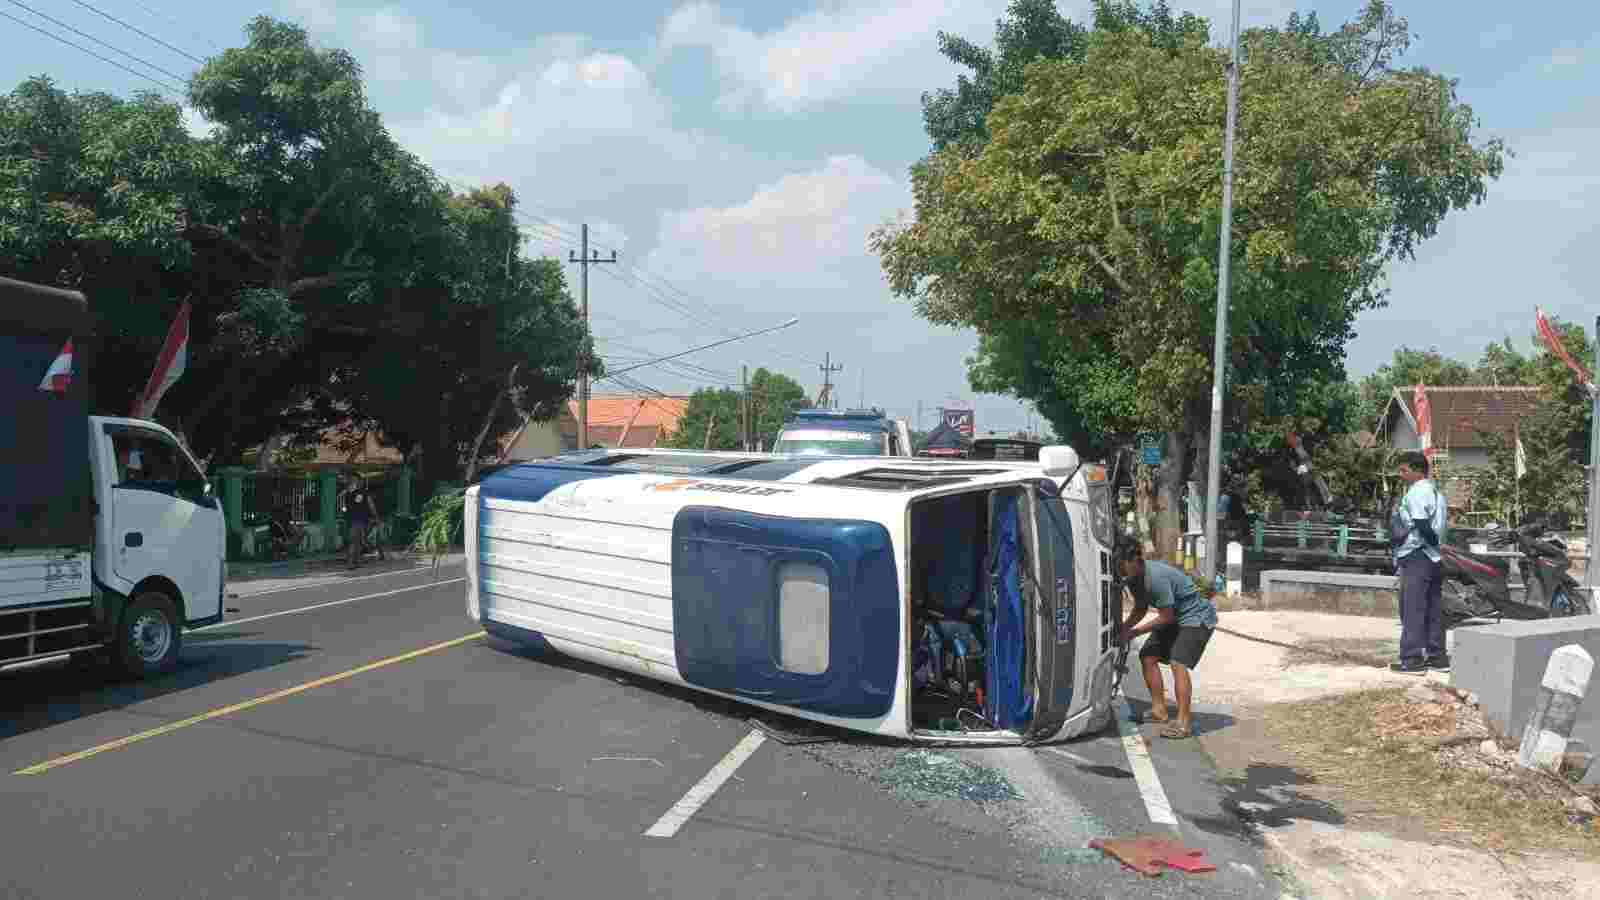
[568,223,618,449]
[818,353,844,409]
[1588,314,1600,595]
[1201,0,1242,587]
[742,364,750,451]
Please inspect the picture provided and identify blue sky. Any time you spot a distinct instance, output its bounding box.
[3,1,1596,437]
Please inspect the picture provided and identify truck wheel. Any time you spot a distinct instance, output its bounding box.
[114,591,182,679]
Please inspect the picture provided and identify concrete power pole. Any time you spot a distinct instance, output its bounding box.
[1201,0,1242,587]
[742,364,750,451]
[818,353,844,409]
[568,223,618,450]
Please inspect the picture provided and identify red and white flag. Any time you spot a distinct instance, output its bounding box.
[37,339,73,394]
[1413,383,1434,463]
[1536,306,1593,388]
[130,301,191,419]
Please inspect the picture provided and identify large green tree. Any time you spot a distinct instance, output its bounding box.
[0,16,592,481]
[323,184,592,484]
[874,0,1504,553]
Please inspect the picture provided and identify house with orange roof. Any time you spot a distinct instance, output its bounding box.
[498,394,691,460]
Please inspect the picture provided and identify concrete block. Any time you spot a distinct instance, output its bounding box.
[1451,616,1600,784]
[1260,569,1401,618]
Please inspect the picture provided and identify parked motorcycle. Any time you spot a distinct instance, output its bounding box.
[1439,519,1591,624]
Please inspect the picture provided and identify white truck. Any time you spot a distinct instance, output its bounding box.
[2,276,225,678]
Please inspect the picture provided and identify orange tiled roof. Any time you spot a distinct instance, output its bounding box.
[569,395,690,430]
[498,394,692,457]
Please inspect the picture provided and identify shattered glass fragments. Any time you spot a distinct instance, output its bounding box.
[875,750,1022,804]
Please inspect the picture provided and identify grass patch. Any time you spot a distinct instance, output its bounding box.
[1267,689,1600,857]
[1280,637,1398,669]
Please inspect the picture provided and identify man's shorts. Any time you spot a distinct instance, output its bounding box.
[1140,625,1214,670]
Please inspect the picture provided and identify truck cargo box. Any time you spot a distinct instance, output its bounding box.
[1,276,94,554]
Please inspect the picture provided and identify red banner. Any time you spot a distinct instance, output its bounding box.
[1536,306,1593,387]
[131,300,191,419]
[1413,383,1434,462]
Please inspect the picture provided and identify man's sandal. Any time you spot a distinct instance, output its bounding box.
[1159,723,1193,739]
[1133,710,1170,726]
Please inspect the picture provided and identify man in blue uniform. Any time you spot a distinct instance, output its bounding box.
[1390,450,1448,673]
[1118,544,1218,739]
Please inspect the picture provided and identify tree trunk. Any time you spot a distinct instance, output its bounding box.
[256,433,286,472]
[1135,464,1157,554]
[1151,430,1189,563]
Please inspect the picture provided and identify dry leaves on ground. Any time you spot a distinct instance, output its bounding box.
[1268,687,1600,858]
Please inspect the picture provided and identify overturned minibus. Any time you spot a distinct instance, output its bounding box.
[464,445,1125,744]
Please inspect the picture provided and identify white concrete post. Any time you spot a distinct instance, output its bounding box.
[1226,541,1244,597]
[1517,644,1594,773]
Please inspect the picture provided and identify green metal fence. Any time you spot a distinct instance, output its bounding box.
[215,467,423,561]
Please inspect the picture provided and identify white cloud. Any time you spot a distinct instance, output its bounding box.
[1545,45,1586,72]
[658,0,1010,114]
[360,7,423,50]
[645,155,909,292]
[281,0,339,31]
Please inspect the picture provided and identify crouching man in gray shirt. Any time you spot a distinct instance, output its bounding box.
[1118,543,1219,740]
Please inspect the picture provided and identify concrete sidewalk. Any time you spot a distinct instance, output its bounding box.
[226,550,466,598]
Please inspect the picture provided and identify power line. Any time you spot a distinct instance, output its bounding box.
[454,176,816,368]
[4,0,189,82]
[65,0,206,65]
[0,8,183,95]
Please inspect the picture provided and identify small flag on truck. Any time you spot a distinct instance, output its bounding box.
[37,339,73,394]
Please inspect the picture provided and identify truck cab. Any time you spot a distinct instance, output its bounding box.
[773,409,914,457]
[2,275,224,678]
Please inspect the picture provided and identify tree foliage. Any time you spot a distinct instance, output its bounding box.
[0,16,594,484]
[666,368,810,451]
[874,0,1504,551]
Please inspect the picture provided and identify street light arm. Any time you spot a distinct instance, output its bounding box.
[596,318,799,380]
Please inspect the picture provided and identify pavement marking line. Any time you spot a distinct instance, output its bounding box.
[643,729,766,838]
[1041,746,1101,767]
[230,562,462,599]
[1115,698,1179,826]
[195,578,466,633]
[13,632,485,776]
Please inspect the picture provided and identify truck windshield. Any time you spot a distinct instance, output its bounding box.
[773,429,885,456]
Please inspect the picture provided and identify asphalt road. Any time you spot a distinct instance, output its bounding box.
[0,567,1289,899]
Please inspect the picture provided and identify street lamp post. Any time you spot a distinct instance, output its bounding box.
[1202,0,1242,587]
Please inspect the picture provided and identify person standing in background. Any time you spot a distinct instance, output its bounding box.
[1390,451,1449,673]
[343,476,383,569]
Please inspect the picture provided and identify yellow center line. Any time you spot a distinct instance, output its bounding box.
[14,631,485,776]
